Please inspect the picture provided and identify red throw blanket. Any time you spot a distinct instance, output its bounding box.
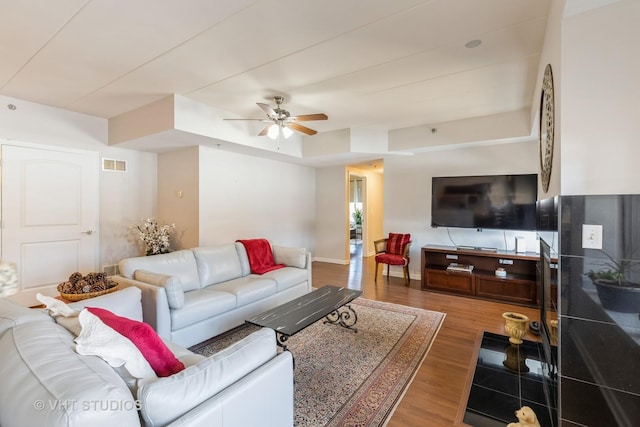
[237,239,285,275]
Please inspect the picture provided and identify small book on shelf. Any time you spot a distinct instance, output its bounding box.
[447,263,474,273]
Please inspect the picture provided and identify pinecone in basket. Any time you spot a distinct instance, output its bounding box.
[68,272,83,284]
[57,281,74,293]
[85,272,106,285]
[58,272,117,294]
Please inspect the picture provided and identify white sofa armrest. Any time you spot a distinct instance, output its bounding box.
[111,276,172,341]
[306,251,313,292]
[134,270,185,309]
[166,351,294,427]
[272,246,312,292]
[272,245,308,269]
[138,328,283,427]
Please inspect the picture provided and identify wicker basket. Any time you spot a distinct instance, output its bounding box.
[59,284,119,302]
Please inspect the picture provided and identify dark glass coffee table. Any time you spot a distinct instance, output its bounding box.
[246,285,362,351]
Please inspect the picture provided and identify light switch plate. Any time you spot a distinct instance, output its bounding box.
[582,224,603,249]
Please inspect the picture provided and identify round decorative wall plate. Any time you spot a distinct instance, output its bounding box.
[539,64,554,193]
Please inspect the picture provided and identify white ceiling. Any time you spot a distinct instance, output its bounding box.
[0,0,550,147]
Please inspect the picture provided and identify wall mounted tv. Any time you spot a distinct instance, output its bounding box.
[431,174,538,231]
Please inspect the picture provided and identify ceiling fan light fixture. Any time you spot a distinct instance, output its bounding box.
[267,124,279,139]
[282,126,294,139]
[226,96,327,138]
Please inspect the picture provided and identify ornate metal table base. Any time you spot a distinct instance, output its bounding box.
[323,304,359,332]
[276,333,291,352]
[275,304,359,352]
[246,285,363,358]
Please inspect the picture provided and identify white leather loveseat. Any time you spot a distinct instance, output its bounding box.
[0,287,293,427]
[113,241,311,347]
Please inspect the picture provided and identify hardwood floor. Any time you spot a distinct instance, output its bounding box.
[313,244,540,426]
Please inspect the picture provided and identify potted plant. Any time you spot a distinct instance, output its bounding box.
[585,250,640,313]
[352,208,363,226]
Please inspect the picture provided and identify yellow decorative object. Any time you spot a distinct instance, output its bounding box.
[503,344,529,373]
[549,319,558,345]
[502,312,529,345]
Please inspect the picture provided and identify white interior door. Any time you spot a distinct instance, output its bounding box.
[1,144,99,306]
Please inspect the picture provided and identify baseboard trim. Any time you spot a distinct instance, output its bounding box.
[313,257,349,265]
[378,266,419,281]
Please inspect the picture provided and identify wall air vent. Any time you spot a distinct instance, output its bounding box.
[102,158,127,172]
[102,264,120,276]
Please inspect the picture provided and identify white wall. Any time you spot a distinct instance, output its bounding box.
[315,165,383,264]
[197,146,316,251]
[383,141,540,279]
[100,150,157,264]
[532,0,564,197]
[158,146,200,250]
[561,0,640,195]
[390,110,532,152]
[315,166,349,263]
[0,95,157,269]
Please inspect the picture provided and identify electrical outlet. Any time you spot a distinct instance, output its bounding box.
[582,224,603,249]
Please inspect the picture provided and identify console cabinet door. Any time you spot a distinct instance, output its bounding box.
[476,276,536,305]
[425,270,474,295]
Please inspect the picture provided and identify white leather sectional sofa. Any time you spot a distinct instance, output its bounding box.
[0,287,294,427]
[113,242,312,347]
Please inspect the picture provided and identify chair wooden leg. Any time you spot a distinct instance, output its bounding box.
[374,262,379,283]
[406,261,411,286]
[403,265,410,286]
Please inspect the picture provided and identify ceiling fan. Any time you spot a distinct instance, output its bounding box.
[225,96,328,139]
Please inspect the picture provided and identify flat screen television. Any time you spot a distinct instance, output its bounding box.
[431,174,538,231]
[536,196,559,232]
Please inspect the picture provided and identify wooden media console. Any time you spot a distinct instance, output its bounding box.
[421,245,548,307]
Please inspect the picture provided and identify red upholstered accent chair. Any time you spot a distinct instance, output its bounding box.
[374,233,412,286]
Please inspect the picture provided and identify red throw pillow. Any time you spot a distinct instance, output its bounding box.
[387,233,410,255]
[86,307,184,377]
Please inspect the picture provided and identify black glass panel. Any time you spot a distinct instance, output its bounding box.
[559,194,640,426]
[561,317,640,395]
[562,255,640,325]
[463,332,557,427]
[561,376,640,427]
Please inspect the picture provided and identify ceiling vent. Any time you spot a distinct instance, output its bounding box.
[102,158,127,172]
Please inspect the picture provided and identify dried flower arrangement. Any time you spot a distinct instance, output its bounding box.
[134,218,175,256]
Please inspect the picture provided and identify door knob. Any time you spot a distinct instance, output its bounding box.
[81,230,94,235]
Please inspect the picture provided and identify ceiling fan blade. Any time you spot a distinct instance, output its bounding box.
[223,118,263,121]
[257,102,276,117]
[290,113,328,122]
[258,125,271,136]
[288,122,317,136]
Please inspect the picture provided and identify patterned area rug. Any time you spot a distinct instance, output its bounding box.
[190,298,445,426]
